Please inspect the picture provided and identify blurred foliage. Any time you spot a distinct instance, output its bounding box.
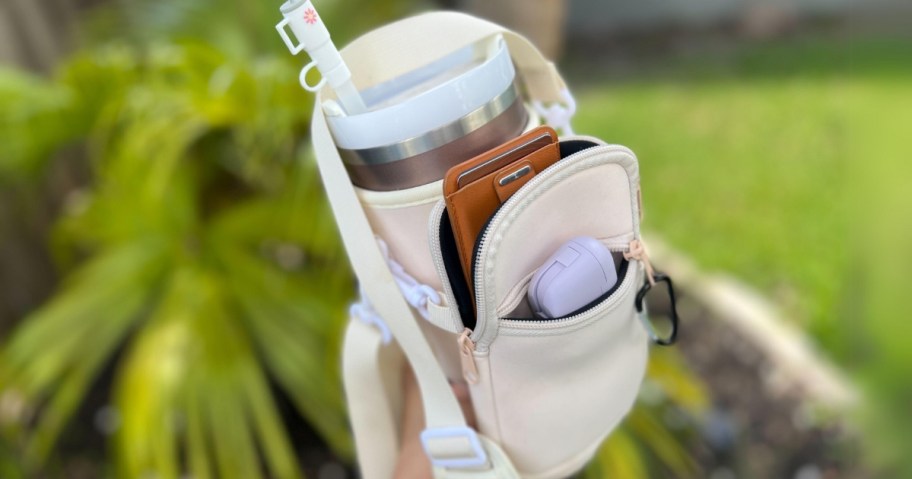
[83,0,417,59]
[0,69,78,178]
[0,40,356,477]
[0,0,415,474]
[0,0,711,477]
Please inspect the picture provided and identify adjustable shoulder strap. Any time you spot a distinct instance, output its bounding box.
[312,102,470,430]
[314,103,519,476]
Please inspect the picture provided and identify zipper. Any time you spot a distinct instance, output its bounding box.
[496,270,536,318]
[494,238,632,317]
[457,260,639,381]
[458,328,479,384]
[499,257,637,331]
[428,200,468,330]
[471,144,640,351]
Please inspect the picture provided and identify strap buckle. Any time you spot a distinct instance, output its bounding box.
[420,426,488,469]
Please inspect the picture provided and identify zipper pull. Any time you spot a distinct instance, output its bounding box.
[458,328,479,384]
[624,239,656,286]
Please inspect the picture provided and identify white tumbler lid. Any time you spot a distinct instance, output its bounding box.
[325,35,515,153]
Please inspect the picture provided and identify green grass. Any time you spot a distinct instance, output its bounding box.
[572,35,912,473]
[573,35,911,352]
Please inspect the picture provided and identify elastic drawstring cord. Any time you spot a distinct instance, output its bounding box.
[624,239,656,286]
[532,88,577,136]
[351,238,442,341]
[375,238,441,319]
[350,287,393,344]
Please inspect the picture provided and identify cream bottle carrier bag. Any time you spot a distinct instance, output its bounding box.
[302,11,679,479]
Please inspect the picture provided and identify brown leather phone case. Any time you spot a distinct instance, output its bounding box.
[444,126,561,293]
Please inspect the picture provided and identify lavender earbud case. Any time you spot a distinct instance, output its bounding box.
[528,236,619,319]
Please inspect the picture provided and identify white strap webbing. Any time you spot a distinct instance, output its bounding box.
[342,318,402,476]
[312,104,468,433]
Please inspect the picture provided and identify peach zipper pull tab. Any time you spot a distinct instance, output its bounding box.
[458,328,479,384]
[624,239,656,286]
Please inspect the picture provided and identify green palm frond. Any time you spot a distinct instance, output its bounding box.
[0,37,352,477]
[113,266,302,479]
[585,430,648,479]
[645,347,710,416]
[625,407,699,476]
[0,67,78,178]
[222,244,352,455]
[1,240,168,465]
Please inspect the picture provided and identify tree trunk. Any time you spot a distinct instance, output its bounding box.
[464,0,568,61]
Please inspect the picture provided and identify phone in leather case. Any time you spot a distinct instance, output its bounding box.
[444,126,561,299]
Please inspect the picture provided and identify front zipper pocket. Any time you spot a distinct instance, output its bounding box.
[470,142,643,351]
[499,257,632,323]
[453,142,650,478]
[428,138,628,333]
